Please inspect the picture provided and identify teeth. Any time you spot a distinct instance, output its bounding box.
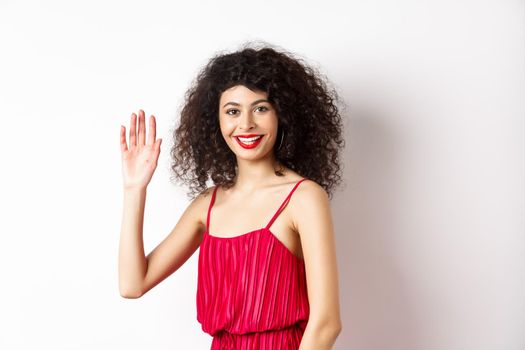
[238,135,262,142]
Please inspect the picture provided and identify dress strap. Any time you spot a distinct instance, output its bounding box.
[206,185,219,233]
[265,178,308,230]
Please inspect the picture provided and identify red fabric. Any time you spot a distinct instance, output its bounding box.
[196,178,310,349]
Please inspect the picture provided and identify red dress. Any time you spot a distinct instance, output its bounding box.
[196,178,310,349]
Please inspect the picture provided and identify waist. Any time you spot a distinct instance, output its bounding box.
[211,323,305,349]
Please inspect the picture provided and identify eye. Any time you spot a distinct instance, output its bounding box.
[255,106,268,112]
[226,109,239,116]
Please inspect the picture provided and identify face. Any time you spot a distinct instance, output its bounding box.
[218,85,279,160]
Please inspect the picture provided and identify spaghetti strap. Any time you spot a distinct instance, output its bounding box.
[206,185,219,233]
[265,178,308,230]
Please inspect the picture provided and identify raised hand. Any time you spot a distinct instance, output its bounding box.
[120,109,162,190]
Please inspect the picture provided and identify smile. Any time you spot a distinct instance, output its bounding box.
[235,135,264,149]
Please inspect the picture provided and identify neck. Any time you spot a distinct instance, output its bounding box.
[233,153,283,193]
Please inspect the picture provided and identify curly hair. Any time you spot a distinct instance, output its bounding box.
[169,41,346,200]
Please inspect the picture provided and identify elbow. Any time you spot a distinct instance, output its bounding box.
[326,320,342,339]
[333,321,342,336]
[332,317,342,334]
[119,275,145,298]
[309,317,342,339]
[325,322,342,345]
[120,291,142,299]
[119,285,143,299]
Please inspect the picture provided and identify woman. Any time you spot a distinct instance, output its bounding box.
[119,42,345,350]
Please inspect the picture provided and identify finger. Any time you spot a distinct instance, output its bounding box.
[147,115,156,146]
[156,138,162,152]
[129,113,137,148]
[138,109,146,146]
[120,125,128,153]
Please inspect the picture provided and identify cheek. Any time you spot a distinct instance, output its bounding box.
[260,113,278,129]
[269,114,279,129]
[220,122,237,139]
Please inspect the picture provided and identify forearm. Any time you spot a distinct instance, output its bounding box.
[299,319,342,350]
[118,187,148,298]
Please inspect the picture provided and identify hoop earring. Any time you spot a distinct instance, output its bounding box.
[276,129,285,150]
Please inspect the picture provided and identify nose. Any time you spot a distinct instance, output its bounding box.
[239,110,256,130]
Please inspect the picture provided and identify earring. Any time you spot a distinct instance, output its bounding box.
[277,129,285,150]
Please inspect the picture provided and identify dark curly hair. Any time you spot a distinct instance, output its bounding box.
[169,41,346,200]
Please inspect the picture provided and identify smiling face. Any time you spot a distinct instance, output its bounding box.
[218,85,279,161]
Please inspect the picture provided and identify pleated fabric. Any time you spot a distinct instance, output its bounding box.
[196,178,310,350]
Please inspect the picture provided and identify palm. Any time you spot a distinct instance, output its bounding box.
[120,109,162,189]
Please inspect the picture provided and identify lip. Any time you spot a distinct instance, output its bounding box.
[235,135,264,149]
[234,133,262,138]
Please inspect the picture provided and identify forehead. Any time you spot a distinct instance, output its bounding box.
[219,85,268,102]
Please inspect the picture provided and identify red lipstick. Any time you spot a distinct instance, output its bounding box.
[235,134,264,149]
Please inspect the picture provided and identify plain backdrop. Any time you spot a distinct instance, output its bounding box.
[0,1,523,349]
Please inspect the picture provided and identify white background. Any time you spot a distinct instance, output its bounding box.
[0,1,524,349]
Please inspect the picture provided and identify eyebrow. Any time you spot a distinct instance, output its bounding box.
[222,99,270,108]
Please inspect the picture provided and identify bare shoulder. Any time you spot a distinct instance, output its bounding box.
[294,179,330,209]
[190,185,217,229]
[291,179,331,233]
[172,185,216,235]
[195,185,216,203]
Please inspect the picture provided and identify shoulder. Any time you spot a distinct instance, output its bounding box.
[291,179,330,231]
[197,185,218,209]
[188,185,216,207]
[185,185,217,227]
[200,185,217,200]
[294,179,329,205]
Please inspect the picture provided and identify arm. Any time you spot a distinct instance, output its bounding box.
[118,108,210,298]
[293,181,342,349]
[118,186,148,298]
[118,186,211,298]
